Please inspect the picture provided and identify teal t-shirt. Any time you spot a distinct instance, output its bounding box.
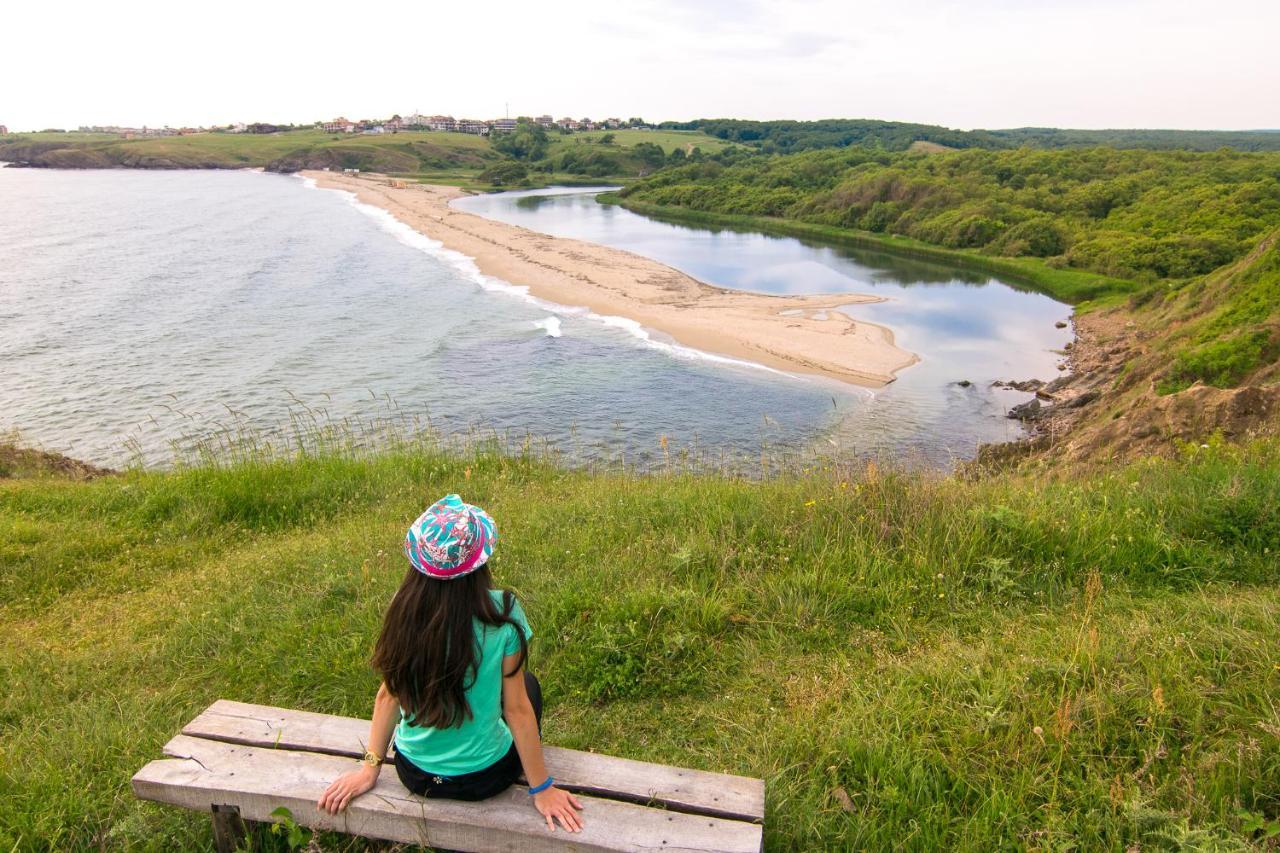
[394,590,532,776]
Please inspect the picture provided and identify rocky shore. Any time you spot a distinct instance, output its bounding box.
[980,309,1279,465]
[0,440,115,480]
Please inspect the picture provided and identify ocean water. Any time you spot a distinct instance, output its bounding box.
[0,169,850,468]
[0,169,1065,469]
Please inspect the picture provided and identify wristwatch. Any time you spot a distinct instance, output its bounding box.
[361,751,385,767]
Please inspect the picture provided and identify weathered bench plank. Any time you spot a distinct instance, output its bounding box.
[135,734,762,853]
[183,699,764,822]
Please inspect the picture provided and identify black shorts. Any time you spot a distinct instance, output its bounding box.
[393,671,543,801]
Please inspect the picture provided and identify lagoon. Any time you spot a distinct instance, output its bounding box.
[455,187,1074,462]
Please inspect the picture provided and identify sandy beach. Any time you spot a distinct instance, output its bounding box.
[305,172,918,387]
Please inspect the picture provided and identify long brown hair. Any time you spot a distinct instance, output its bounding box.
[372,564,528,729]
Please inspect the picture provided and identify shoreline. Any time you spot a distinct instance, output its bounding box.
[606,196,1135,306]
[303,171,918,387]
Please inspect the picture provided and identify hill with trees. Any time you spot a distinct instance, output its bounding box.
[621,147,1280,284]
[619,145,1280,460]
[663,118,1280,153]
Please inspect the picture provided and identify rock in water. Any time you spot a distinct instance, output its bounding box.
[1008,398,1044,421]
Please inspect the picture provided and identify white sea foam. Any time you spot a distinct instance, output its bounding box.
[296,174,807,382]
[533,316,563,338]
[589,312,797,378]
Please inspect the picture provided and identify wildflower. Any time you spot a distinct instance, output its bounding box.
[804,500,816,507]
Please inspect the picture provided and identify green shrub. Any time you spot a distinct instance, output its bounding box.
[990,217,1071,257]
[477,161,528,186]
[1158,327,1280,393]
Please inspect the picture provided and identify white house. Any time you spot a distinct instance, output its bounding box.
[322,117,356,133]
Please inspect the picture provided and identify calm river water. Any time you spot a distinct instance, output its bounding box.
[0,170,1068,468]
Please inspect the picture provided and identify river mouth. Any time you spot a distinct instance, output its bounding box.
[455,187,1074,462]
[1,170,1067,470]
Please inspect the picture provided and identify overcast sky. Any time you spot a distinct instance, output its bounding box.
[4,0,1277,131]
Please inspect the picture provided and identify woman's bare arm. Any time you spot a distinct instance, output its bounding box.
[317,681,400,814]
[502,654,584,832]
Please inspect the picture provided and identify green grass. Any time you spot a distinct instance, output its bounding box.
[604,196,1136,305]
[3,435,1278,850]
[1128,230,1280,395]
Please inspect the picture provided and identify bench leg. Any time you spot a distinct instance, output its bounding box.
[210,804,247,853]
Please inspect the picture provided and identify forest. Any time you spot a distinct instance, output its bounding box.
[663,118,1280,153]
[621,146,1280,282]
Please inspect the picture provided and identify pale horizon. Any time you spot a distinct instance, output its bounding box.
[3,0,1278,133]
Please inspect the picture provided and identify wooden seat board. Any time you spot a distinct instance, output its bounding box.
[136,734,761,853]
[182,699,764,822]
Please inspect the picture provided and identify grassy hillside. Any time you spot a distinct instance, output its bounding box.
[1006,227,1280,464]
[0,130,499,175]
[2,436,1279,850]
[0,129,730,188]
[1143,230,1280,393]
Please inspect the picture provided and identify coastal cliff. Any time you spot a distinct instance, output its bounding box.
[984,229,1280,464]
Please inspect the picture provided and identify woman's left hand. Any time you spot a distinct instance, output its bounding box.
[317,763,380,814]
[533,785,585,832]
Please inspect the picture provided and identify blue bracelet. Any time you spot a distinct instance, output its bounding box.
[528,776,554,795]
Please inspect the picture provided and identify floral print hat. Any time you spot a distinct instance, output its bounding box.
[404,494,498,579]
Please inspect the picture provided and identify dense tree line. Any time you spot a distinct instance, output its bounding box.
[989,127,1280,153]
[490,119,550,161]
[621,146,1280,282]
[659,119,1280,154]
[661,119,999,153]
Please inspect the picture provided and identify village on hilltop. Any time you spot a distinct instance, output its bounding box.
[35,113,653,139]
[320,114,647,135]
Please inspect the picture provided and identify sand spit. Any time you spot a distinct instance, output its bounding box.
[304,172,919,387]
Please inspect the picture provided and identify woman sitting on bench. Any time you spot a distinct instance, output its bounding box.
[318,494,585,833]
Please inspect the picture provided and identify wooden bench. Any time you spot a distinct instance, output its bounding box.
[132,700,764,852]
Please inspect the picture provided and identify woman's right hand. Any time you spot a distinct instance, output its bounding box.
[317,763,380,815]
[533,784,585,832]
